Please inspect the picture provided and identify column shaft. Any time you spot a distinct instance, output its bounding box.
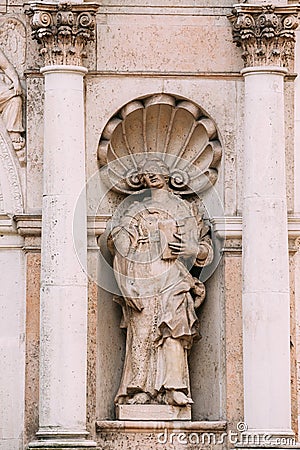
[294,28,300,430]
[295,30,300,214]
[38,66,89,438]
[242,67,292,434]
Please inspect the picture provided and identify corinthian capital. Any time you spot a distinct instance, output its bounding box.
[27,2,99,67]
[229,4,299,70]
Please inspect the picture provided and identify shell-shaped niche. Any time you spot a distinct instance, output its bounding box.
[98,94,222,195]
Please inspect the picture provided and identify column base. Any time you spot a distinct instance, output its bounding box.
[27,440,97,449]
[27,429,97,449]
[27,443,97,449]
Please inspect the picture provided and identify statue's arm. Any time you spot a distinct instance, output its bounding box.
[107,218,139,257]
[193,210,214,267]
[107,227,130,256]
[0,50,22,95]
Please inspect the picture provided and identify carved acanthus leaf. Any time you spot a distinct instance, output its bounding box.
[28,2,99,66]
[229,5,299,70]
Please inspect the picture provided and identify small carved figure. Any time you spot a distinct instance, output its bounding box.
[0,49,24,153]
[106,157,213,407]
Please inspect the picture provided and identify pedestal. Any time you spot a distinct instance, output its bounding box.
[96,420,227,450]
[116,404,191,421]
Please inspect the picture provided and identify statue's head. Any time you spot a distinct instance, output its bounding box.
[138,158,169,189]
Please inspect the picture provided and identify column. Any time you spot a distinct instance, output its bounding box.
[294,21,300,432]
[27,3,98,448]
[230,4,299,441]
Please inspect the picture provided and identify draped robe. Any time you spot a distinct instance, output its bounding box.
[108,191,213,404]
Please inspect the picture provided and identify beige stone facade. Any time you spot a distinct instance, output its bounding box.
[0,1,300,449]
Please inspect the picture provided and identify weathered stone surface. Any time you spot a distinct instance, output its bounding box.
[0,0,299,448]
[24,252,40,446]
[116,404,192,421]
[97,14,242,74]
[96,420,227,450]
[224,255,243,430]
[25,75,44,213]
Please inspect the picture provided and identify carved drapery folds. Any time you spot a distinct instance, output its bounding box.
[229,5,299,69]
[28,2,98,66]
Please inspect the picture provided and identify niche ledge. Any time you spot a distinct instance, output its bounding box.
[95,420,227,433]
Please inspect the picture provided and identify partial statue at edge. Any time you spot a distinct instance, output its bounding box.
[106,157,213,408]
[0,48,25,162]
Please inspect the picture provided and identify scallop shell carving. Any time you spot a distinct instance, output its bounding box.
[98,94,222,195]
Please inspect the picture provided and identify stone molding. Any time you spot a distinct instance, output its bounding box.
[13,213,300,238]
[229,4,299,70]
[11,214,300,255]
[0,215,24,249]
[27,429,97,449]
[27,2,99,67]
[0,213,18,234]
[213,214,300,242]
[95,420,227,433]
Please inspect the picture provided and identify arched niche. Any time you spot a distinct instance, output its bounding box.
[95,93,225,421]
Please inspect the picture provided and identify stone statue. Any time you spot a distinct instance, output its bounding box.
[0,49,24,153]
[106,157,213,408]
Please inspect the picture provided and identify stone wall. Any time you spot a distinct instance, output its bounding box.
[0,1,299,450]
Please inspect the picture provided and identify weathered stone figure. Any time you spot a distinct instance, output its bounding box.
[107,157,213,407]
[0,48,24,150]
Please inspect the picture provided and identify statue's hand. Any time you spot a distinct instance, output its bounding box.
[9,81,22,95]
[168,233,199,258]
